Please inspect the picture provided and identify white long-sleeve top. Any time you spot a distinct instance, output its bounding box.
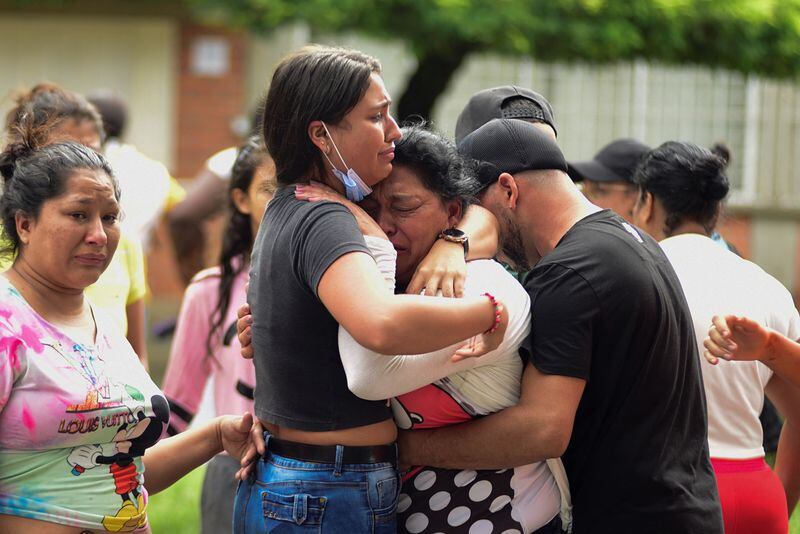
[338,237,572,533]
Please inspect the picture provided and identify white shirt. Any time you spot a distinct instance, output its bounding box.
[660,233,800,459]
[104,140,172,249]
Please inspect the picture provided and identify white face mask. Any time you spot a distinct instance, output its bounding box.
[320,121,373,202]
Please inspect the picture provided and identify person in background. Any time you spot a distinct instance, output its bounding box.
[88,91,185,251]
[568,138,650,222]
[161,137,275,534]
[0,122,255,533]
[2,83,149,365]
[632,140,800,534]
[167,109,263,286]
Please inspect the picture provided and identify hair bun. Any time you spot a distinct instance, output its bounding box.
[694,152,729,202]
[0,140,34,181]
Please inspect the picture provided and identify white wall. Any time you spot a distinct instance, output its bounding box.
[0,14,178,169]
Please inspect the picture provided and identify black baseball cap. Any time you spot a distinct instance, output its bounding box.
[458,118,567,192]
[568,138,651,184]
[455,86,557,144]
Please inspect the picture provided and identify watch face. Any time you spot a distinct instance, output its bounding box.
[443,228,466,239]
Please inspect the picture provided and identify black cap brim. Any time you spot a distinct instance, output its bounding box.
[567,160,627,183]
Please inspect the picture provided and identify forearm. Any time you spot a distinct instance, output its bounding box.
[764,333,800,387]
[372,294,494,354]
[775,419,800,514]
[340,327,475,400]
[143,418,222,494]
[458,204,498,261]
[398,404,566,470]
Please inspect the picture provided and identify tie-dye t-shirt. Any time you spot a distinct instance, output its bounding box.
[0,276,168,532]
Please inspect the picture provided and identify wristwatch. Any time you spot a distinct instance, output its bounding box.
[438,228,469,258]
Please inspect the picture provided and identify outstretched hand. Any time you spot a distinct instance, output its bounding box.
[703,315,773,365]
[451,300,508,362]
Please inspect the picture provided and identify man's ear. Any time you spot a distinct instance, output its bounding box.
[15,211,33,246]
[498,173,520,210]
[308,120,329,154]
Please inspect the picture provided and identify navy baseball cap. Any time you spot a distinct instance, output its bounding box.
[455,86,557,144]
[458,118,567,191]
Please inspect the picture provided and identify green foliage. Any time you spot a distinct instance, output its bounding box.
[186,0,800,77]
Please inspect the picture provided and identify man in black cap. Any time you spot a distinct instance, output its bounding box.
[399,119,723,533]
[568,138,651,223]
[455,85,557,144]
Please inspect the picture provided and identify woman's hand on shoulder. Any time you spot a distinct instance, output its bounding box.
[296,181,387,240]
[406,238,467,298]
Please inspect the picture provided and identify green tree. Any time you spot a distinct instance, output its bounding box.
[187,0,800,120]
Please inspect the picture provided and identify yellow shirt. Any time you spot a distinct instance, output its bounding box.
[85,234,146,334]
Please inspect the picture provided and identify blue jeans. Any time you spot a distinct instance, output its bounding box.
[233,435,401,533]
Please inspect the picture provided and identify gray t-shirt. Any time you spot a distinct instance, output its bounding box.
[248,186,391,431]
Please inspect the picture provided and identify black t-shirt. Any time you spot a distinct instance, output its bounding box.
[248,186,392,431]
[521,210,722,533]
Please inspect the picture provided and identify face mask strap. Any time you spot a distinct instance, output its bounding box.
[321,121,350,172]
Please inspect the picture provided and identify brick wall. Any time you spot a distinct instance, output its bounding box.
[175,23,246,178]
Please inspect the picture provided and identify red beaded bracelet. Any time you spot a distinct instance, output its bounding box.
[482,292,502,334]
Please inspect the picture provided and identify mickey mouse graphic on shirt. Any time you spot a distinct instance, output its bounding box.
[66,393,169,532]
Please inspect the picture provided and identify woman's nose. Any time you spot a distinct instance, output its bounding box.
[85,216,108,246]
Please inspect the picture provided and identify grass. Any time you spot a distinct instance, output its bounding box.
[148,466,205,534]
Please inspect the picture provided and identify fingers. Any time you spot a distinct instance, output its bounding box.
[703,349,720,366]
[711,315,731,338]
[237,303,251,320]
[440,272,455,298]
[707,321,736,353]
[703,336,732,361]
[238,412,253,433]
[251,418,266,456]
[453,273,466,299]
[423,271,443,297]
[405,270,425,296]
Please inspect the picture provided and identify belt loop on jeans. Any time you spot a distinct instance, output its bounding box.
[333,444,344,476]
[262,430,271,462]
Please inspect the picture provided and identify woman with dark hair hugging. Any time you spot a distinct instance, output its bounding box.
[234,45,509,534]
[0,119,255,533]
[295,124,571,534]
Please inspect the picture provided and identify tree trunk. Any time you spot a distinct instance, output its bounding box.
[397,43,473,123]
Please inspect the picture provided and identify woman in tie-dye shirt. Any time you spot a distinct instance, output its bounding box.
[0,121,255,533]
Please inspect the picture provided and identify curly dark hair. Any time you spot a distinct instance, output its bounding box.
[393,123,481,210]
